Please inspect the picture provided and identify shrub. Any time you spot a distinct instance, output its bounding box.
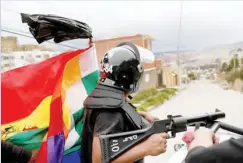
[226,68,243,83]
[136,102,152,111]
[188,73,197,80]
[131,88,158,103]
[134,88,177,111]
[136,105,147,111]
[159,92,169,100]
[162,88,176,96]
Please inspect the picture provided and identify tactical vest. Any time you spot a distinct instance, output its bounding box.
[83,83,143,129]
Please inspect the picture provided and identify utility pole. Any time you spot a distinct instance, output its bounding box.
[177,1,184,87]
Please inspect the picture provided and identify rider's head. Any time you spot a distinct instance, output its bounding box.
[100,42,144,94]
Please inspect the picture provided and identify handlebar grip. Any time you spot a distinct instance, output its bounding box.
[220,122,243,135]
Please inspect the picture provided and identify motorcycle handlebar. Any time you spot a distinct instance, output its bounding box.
[210,121,243,135]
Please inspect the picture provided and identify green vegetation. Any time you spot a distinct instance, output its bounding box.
[227,57,240,72]
[220,56,243,83]
[226,68,243,83]
[157,84,167,89]
[131,88,177,111]
[221,57,240,73]
[188,72,197,80]
[220,62,228,72]
[130,88,158,104]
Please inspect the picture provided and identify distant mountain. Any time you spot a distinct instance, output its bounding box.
[195,41,243,60]
[199,41,243,53]
[154,50,198,65]
[153,41,243,67]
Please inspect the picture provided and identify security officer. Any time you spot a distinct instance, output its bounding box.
[81,42,168,163]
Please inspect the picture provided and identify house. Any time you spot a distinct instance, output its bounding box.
[139,59,164,91]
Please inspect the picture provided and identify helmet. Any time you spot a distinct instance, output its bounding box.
[100,42,144,93]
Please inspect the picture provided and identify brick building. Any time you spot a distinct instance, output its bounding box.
[1,36,52,53]
[1,36,19,52]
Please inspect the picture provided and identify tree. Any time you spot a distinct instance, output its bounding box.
[220,62,228,72]
[240,68,243,81]
[227,57,240,72]
[188,72,196,80]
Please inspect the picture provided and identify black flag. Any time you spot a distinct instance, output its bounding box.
[21,13,92,44]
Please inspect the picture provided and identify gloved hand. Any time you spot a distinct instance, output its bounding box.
[182,129,219,147]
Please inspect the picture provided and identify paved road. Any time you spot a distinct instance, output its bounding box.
[145,79,243,163]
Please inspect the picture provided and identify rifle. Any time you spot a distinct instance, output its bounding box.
[99,109,225,163]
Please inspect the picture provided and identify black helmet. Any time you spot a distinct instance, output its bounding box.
[100,42,144,93]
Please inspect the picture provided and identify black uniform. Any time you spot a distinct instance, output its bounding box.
[185,137,243,163]
[81,42,146,163]
[81,83,148,163]
[1,140,32,163]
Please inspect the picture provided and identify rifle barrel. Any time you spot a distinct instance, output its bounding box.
[173,111,225,126]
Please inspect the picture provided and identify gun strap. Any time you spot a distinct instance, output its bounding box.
[121,103,142,129]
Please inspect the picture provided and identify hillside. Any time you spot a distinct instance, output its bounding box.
[154,41,243,66]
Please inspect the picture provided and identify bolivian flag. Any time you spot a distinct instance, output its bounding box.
[1,45,99,163]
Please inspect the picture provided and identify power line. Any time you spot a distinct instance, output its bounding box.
[3,26,34,35]
[1,8,20,14]
[1,28,80,49]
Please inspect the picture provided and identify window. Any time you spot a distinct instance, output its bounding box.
[44,54,50,59]
[147,40,151,50]
[145,74,150,83]
[4,64,10,67]
[2,56,9,60]
[36,55,41,58]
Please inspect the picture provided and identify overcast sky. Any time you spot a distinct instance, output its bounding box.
[1,1,243,51]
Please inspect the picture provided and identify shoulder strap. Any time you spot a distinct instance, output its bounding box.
[121,103,142,129]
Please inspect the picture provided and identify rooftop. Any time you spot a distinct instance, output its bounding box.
[94,34,154,43]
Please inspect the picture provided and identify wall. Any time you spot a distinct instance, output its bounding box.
[162,66,178,87]
[138,69,158,91]
[18,44,52,51]
[1,37,19,52]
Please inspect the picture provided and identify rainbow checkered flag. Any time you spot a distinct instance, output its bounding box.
[1,45,100,163]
